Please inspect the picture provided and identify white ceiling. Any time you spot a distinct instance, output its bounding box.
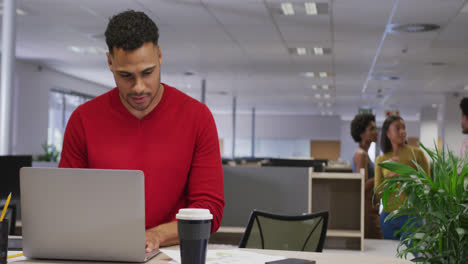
[4,0,468,119]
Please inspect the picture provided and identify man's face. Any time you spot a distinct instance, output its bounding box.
[462,114,468,134]
[107,42,162,117]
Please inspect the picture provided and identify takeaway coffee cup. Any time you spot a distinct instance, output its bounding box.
[176,208,212,264]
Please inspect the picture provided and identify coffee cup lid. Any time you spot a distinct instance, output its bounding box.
[176,208,213,220]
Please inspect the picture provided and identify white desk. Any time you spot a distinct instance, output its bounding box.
[9,243,412,264]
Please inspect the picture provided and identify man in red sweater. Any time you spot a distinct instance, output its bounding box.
[59,10,224,252]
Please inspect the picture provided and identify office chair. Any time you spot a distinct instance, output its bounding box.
[239,210,328,252]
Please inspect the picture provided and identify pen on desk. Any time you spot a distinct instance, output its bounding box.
[7,253,24,259]
[0,192,11,221]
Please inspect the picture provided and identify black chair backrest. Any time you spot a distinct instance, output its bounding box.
[239,210,328,252]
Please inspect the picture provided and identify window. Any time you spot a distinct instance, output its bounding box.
[48,89,94,153]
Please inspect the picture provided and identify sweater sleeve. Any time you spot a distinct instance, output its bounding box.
[186,105,225,233]
[58,108,88,168]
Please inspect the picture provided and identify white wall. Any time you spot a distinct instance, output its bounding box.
[340,120,357,163]
[213,113,341,140]
[443,93,464,153]
[12,60,110,155]
[419,106,438,150]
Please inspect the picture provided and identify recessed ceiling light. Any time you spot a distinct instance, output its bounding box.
[297,47,307,55]
[431,104,437,108]
[281,3,295,15]
[313,47,324,55]
[304,2,317,15]
[427,62,447,67]
[321,111,326,115]
[324,93,331,99]
[322,85,329,90]
[318,102,324,107]
[388,23,440,33]
[302,72,315,77]
[315,94,321,99]
[372,75,400,81]
[326,102,332,108]
[319,72,328,78]
[311,85,318,90]
[184,71,196,76]
[328,111,333,115]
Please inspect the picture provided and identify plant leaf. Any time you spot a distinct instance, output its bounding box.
[377,160,419,175]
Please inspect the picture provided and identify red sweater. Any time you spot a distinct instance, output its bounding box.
[59,84,224,232]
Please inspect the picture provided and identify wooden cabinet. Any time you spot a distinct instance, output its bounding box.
[308,169,364,251]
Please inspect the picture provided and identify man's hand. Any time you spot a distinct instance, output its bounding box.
[145,221,180,252]
[145,228,161,253]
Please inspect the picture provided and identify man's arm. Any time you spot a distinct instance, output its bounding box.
[59,108,88,168]
[184,105,225,232]
[145,105,224,251]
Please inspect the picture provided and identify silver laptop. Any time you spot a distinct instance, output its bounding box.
[20,167,160,262]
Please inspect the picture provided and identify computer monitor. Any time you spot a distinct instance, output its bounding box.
[0,155,32,200]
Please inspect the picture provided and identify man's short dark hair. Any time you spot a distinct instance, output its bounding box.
[350,113,376,143]
[460,98,468,117]
[105,10,159,55]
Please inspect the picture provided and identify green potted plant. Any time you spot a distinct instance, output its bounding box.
[37,143,60,163]
[377,143,468,263]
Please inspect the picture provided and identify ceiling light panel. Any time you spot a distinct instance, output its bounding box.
[304,2,317,15]
[296,47,307,55]
[288,47,332,56]
[68,46,107,55]
[281,3,295,15]
[301,72,331,78]
[313,47,323,55]
[273,2,328,15]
